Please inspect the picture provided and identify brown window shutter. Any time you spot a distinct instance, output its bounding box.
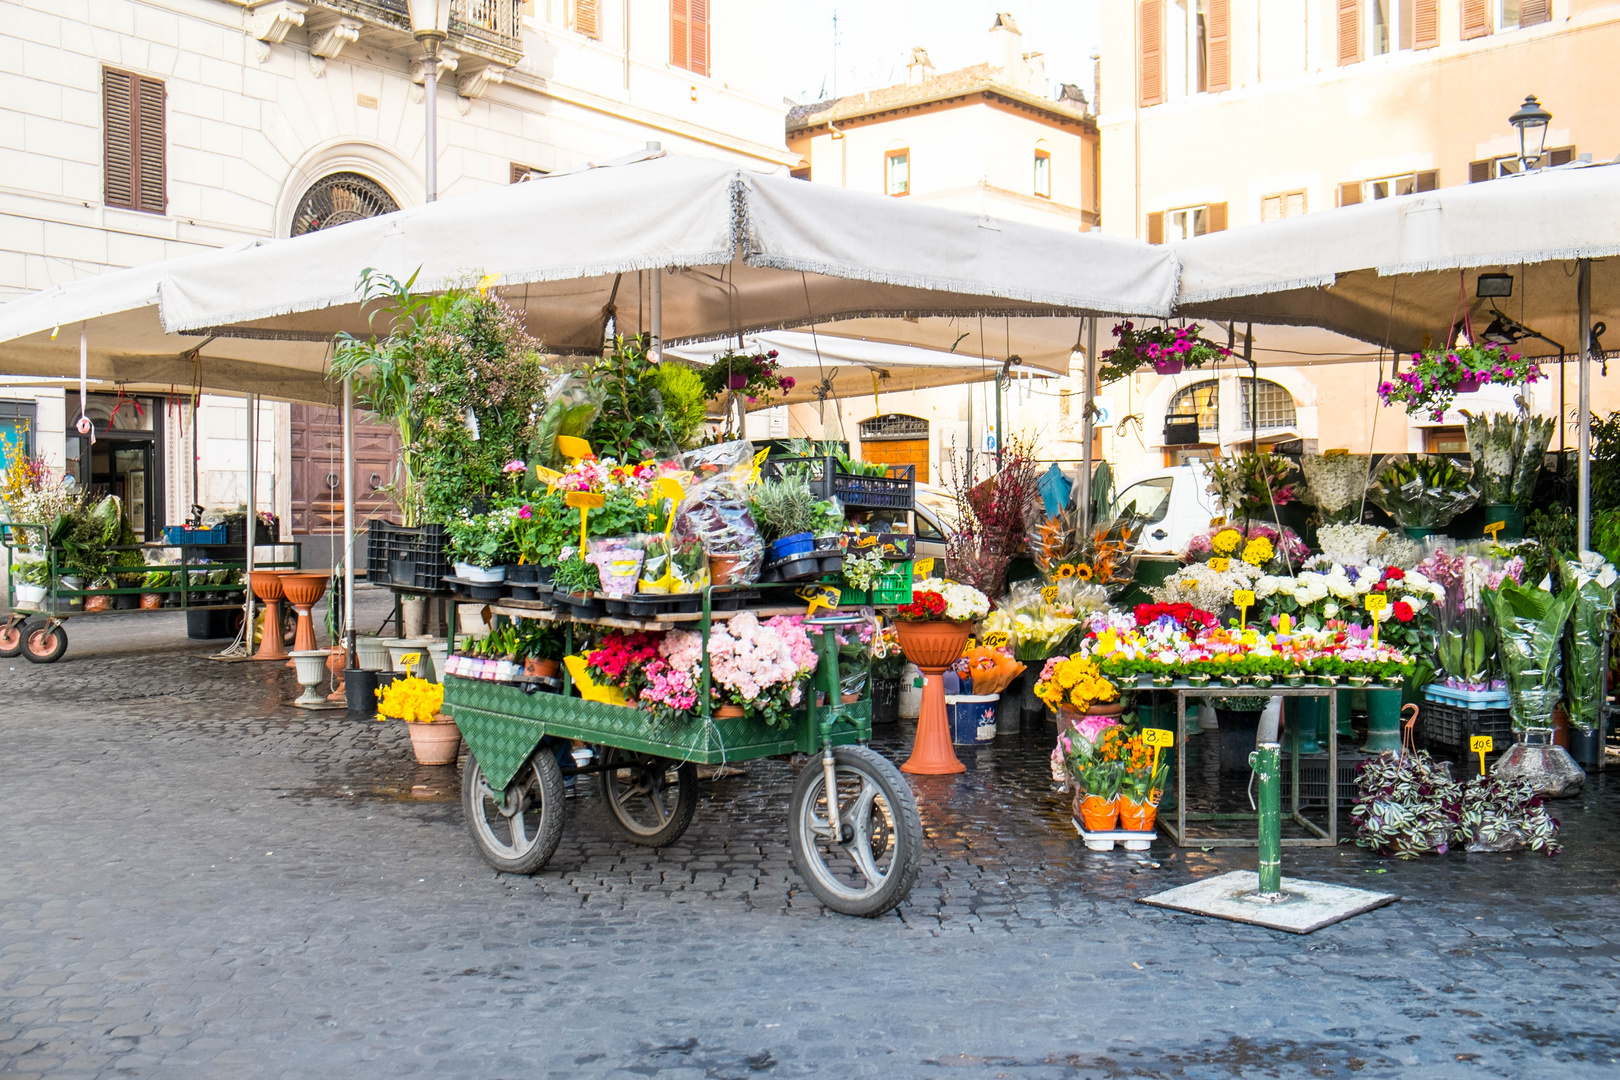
[510,163,528,183]
[1138,1,1163,107]
[1469,159,1493,183]
[103,67,136,209]
[1413,0,1440,48]
[1548,146,1575,166]
[1520,0,1551,28]
[1337,181,1363,207]
[1415,170,1438,193]
[1337,0,1362,65]
[1461,0,1491,39]
[134,76,165,214]
[1205,0,1230,92]
[670,0,688,70]
[689,0,709,77]
[1146,211,1164,244]
[573,0,599,39]
[1206,202,1228,232]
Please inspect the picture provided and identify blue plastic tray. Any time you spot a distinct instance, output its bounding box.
[1423,684,1511,710]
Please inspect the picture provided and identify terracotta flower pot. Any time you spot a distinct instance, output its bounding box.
[893,620,971,669]
[709,554,744,585]
[715,704,746,719]
[1077,794,1119,831]
[140,593,163,610]
[1117,796,1158,832]
[525,657,559,679]
[407,716,462,766]
[1087,703,1125,718]
[84,594,111,613]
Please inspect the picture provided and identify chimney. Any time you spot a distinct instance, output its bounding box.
[989,12,1023,86]
[906,46,935,86]
[1024,50,1045,91]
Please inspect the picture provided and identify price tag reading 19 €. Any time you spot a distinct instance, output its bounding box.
[1471,734,1494,775]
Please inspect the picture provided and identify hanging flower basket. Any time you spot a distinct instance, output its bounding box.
[1096,322,1231,386]
[1377,342,1545,422]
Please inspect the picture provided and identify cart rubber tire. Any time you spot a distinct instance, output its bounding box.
[597,748,698,848]
[788,745,922,918]
[0,619,27,658]
[462,749,565,875]
[22,623,67,664]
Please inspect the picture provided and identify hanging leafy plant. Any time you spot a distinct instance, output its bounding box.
[699,349,795,402]
[1096,321,1230,386]
[1377,342,1545,422]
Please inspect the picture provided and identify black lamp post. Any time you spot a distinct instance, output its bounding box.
[1508,94,1552,173]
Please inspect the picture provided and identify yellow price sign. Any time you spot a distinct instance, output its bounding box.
[400,652,422,674]
[796,584,842,616]
[565,490,605,549]
[1209,516,1227,527]
[1363,593,1388,645]
[1323,448,1350,457]
[1471,734,1493,775]
[651,476,685,503]
[556,435,593,461]
[1483,520,1506,542]
[1041,585,1058,605]
[914,557,935,578]
[1208,557,1230,572]
[1142,728,1175,748]
[534,465,564,490]
[1233,589,1255,630]
[981,630,1010,648]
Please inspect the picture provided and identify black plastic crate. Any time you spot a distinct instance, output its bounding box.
[224,516,280,546]
[365,521,450,591]
[1416,699,1513,758]
[764,456,916,510]
[1279,750,1368,809]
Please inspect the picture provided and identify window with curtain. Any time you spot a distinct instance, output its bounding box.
[886,149,910,197]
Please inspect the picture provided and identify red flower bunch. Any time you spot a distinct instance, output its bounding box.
[587,630,662,685]
[1134,602,1218,633]
[1383,566,1405,582]
[896,591,947,621]
[1392,601,1414,623]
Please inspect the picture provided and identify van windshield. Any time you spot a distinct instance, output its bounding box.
[1110,477,1174,526]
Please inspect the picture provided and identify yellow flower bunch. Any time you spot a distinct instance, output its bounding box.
[1035,657,1119,711]
[1242,535,1275,566]
[1211,529,1242,555]
[376,675,446,723]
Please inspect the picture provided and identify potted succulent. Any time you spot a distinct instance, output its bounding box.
[375,674,460,765]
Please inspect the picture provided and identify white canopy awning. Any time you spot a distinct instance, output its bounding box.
[668,329,1057,409]
[1172,161,1620,358]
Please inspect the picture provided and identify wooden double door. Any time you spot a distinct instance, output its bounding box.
[287,405,400,534]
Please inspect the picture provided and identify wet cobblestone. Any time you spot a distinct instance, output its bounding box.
[1,599,1618,1078]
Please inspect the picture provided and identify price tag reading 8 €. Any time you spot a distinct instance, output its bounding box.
[1142,728,1175,748]
[1041,585,1058,605]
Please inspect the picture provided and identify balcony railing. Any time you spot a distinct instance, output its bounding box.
[319,0,523,63]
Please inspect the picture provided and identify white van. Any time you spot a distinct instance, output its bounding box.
[1106,463,1229,555]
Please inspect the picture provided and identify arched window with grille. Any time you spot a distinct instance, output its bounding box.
[1166,380,1219,442]
[1239,378,1297,431]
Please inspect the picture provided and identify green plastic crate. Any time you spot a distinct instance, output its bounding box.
[838,560,913,606]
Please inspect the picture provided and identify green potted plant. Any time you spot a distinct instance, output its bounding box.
[1369,455,1480,539]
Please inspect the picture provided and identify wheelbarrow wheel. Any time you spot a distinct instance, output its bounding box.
[463,750,565,874]
[0,617,29,658]
[788,745,922,918]
[597,748,698,847]
[22,622,68,664]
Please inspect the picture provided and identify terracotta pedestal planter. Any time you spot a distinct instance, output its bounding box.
[249,570,290,661]
[894,620,971,775]
[280,573,329,654]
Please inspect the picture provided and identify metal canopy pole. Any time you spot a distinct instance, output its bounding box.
[343,377,356,667]
[1578,258,1592,553]
[243,392,256,649]
[1080,317,1097,533]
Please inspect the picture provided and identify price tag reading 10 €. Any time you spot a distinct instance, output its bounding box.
[981,631,1010,648]
[1041,585,1058,604]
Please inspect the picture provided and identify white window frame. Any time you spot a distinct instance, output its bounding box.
[885,149,910,197]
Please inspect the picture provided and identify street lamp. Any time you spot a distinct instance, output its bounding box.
[1508,94,1552,173]
[407,0,453,202]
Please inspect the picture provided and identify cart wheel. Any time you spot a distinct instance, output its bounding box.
[789,745,922,918]
[597,748,698,847]
[0,618,27,658]
[22,623,68,664]
[462,750,565,874]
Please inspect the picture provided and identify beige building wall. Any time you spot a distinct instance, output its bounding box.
[1093,0,1620,489]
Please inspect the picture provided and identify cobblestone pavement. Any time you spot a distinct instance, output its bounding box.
[2,599,1619,1079]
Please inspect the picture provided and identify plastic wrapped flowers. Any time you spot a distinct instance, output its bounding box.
[1033,655,1119,713]
[1185,522,1308,573]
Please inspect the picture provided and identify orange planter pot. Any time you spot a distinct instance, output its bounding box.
[894,620,971,775]
[407,716,462,766]
[1077,794,1119,831]
[1117,797,1158,832]
[715,704,745,719]
[280,572,329,654]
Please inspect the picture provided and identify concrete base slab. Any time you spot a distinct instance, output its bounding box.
[1139,870,1398,934]
[290,699,347,711]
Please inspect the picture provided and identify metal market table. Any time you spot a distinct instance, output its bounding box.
[1152,683,1341,849]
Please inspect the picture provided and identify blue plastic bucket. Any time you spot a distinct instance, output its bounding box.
[768,532,815,561]
[946,694,999,745]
